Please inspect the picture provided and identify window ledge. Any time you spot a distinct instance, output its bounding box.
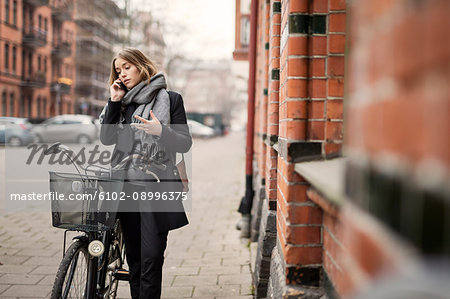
[272,142,279,153]
[4,22,18,30]
[294,157,347,207]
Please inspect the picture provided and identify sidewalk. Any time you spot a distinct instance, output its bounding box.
[0,131,254,298]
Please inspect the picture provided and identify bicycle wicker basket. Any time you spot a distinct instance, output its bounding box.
[49,171,123,232]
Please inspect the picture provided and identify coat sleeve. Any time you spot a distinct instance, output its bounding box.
[158,93,192,153]
[100,99,121,145]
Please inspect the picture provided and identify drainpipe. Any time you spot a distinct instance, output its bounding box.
[238,0,258,216]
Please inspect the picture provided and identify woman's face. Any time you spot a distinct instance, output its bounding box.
[114,57,141,89]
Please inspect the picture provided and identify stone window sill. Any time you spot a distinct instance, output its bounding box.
[294,157,347,207]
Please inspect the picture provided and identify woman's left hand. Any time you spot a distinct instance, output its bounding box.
[132,110,162,136]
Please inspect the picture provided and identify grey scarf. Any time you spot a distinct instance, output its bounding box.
[99,72,172,179]
[99,72,170,126]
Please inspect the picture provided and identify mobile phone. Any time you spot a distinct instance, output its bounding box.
[119,81,129,93]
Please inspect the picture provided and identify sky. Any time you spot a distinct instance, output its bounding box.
[119,0,236,60]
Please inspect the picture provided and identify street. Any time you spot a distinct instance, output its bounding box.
[0,131,253,298]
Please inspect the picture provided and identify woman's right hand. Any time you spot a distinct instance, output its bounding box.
[110,79,126,102]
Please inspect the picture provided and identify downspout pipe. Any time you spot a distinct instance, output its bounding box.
[238,0,258,215]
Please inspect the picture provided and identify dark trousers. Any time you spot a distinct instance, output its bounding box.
[118,184,169,299]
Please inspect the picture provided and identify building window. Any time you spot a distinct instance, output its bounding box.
[37,96,41,118]
[13,0,17,25]
[240,16,250,48]
[44,18,48,40]
[20,97,24,117]
[52,63,57,79]
[28,8,32,32]
[38,15,42,30]
[240,0,251,13]
[38,55,41,71]
[12,46,16,73]
[28,96,32,117]
[4,44,9,71]
[28,53,32,76]
[43,97,47,117]
[5,0,9,24]
[21,50,25,76]
[9,93,14,116]
[2,92,7,116]
[44,57,47,73]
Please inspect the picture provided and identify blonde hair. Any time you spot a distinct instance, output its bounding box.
[109,47,158,85]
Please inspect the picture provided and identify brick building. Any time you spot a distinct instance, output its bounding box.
[232,0,251,131]
[0,0,76,119]
[74,0,122,117]
[0,0,124,119]
[235,0,449,298]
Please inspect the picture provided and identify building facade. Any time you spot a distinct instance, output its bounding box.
[232,0,251,130]
[237,0,450,298]
[0,0,76,119]
[127,10,165,70]
[73,0,122,117]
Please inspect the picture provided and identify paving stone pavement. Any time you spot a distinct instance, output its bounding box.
[0,132,254,298]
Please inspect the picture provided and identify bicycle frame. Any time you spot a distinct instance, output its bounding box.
[48,142,155,299]
[60,229,124,299]
[86,233,98,299]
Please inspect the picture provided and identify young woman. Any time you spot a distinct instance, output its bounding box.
[99,47,192,298]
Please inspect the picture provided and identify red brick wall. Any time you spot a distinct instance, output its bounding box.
[251,0,448,296]
[254,0,271,181]
[307,187,405,296]
[34,5,53,117]
[260,0,269,178]
[325,0,345,156]
[319,0,449,297]
[278,0,345,154]
[0,1,76,117]
[250,0,348,291]
[0,0,24,117]
[253,0,262,179]
[346,0,449,168]
[265,0,281,205]
[275,0,346,284]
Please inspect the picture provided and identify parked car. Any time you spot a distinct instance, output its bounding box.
[32,114,98,144]
[187,119,215,138]
[0,117,36,146]
[93,118,103,139]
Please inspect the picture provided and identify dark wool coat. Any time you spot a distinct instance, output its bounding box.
[100,90,192,233]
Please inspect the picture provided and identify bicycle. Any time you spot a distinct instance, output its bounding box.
[45,142,162,299]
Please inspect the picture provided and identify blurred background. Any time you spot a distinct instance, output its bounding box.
[0,0,449,298]
[0,0,244,140]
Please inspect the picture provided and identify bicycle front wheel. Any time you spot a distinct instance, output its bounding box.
[104,219,125,299]
[51,239,89,299]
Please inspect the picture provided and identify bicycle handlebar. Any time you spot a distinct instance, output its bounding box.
[45,142,164,182]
